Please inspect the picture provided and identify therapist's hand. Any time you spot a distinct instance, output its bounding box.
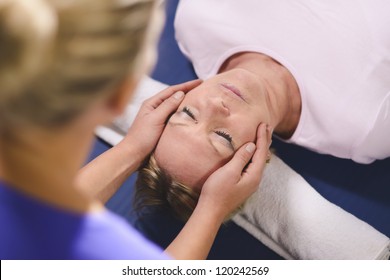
[122,79,202,164]
[197,123,272,222]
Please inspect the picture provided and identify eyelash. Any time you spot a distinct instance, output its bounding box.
[183,106,196,120]
[215,130,233,144]
[182,106,233,146]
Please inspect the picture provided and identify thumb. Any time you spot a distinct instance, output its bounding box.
[223,142,256,181]
[153,91,185,118]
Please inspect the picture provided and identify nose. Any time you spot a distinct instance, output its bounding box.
[207,97,230,117]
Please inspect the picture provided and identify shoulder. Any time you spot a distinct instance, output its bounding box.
[351,93,390,163]
[0,186,169,260]
[70,209,170,260]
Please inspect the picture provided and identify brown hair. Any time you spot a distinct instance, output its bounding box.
[134,154,248,222]
[0,0,159,132]
[134,155,200,222]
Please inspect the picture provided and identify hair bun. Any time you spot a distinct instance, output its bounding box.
[0,0,57,96]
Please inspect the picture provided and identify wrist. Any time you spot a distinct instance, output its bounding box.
[193,198,226,226]
[115,138,146,171]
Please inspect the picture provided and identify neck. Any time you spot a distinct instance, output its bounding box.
[220,52,301,139]
[0,122,101,213]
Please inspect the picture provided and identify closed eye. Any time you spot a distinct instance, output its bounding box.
[180,106,234,151]
[183,106,196,121]
[215,130,234,150]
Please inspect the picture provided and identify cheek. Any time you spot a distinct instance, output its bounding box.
[241,128,258,143]
[154,130,231,191]
[235,114,261,142]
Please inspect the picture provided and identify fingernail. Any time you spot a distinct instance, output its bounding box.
[246,143,256,153]
[173,91,184,100]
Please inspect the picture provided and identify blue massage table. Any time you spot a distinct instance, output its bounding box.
[88,0,390,259]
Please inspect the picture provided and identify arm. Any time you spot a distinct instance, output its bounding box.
[165,124,272,259]
[76,80,202,202]
[76,139,142,203]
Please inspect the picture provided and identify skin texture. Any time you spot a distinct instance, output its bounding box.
[155,69,273,190]
[154,51,302,192]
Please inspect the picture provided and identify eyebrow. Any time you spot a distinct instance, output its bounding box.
[169,121,224,156]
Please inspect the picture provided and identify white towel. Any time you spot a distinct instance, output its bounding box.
[96,76,390,260]
[232,154,390,260]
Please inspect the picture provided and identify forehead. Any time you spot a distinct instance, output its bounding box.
[154,121,229,190]
[186,69,262,99]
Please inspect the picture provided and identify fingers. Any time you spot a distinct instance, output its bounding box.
[198,123,272,219]
[219,123,272,184]
[241,123,272,185]
[169,79,203,93]
[144,79,202,109]
[254,123,272,157]
[222,142,257,183]
[151,90,185,120]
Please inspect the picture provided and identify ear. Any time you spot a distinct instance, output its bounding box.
[105,76,138,117]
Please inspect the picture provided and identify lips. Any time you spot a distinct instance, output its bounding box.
[220,83,246,102]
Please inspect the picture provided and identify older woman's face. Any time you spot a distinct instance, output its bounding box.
[154,69,271,191]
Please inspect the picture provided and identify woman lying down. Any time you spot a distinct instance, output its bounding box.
[132,68,390,260]
[96,0,390,259]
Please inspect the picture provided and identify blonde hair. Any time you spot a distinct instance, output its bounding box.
[0,0,159,131]
[134,155,200,222]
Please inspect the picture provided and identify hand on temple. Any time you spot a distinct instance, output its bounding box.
[197,123,272,222]
[122,79,202,164]
[165,123,272,259]
[76,79,201,203]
